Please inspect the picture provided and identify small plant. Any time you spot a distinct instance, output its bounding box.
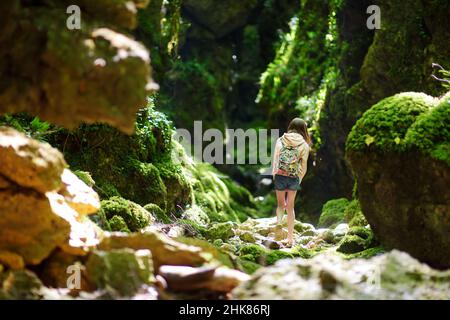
[431,63,450,90]
[0,113,56,141]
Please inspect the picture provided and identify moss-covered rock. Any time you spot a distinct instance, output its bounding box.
[318,198,350,228]
[204,222,235,241]
[0,0,156,133]
[343,200,368,227]
[96,196,154,232]
[85,249,155,297]
[144,203,171,224]
[336,235,368,254]
[239,244,268,264]
[233,250,450,300]
[266,250,294,266]
[346,92,450,268]
[346,92,436,153]
[236,258,261,275]
[180,205,210,227]
[404,92,450,165]
[0,269,44,300]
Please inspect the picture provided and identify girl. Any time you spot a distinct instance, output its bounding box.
[272,118,311,247]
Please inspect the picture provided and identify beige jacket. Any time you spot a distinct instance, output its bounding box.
[272,132,310,180]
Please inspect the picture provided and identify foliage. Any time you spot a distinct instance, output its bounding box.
[0,113,55,141]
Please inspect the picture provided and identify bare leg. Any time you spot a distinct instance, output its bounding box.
[286,190,297,246]
[275,190,287,224]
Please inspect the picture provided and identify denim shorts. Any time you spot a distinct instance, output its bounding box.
[273,174,301,191]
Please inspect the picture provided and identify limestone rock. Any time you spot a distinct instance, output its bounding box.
[98,229,210,269]
[183,0,259,38]
[0,269,44,300]
[85,249,155,297]
[159,265,250,293]
[0,126,66,193]
[0,0,157,133]
[0,128,100,267]
[232,250,450,300]
[347,92,450,268]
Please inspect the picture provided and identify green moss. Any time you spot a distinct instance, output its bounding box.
[336,235,368,254]
[204,222,235,241]
[347,226,371,240]
[239,244,268,263]
[72,170,95,187]
[107,216,131,233]
[405,92,450,165]
[343,199,368,227]
[318,198,350,228]
[237,258,261,275]
[291,246,317,259]
[181,205,210,227]
[96,196,153,232]
[176,219,207,237]
[346,92,436,153]
[144,203,170,224]
[266,250,294,265]
[86,249,154,297]
[175,237,233,268]
[129,161,168,210]
[340,246,385,260]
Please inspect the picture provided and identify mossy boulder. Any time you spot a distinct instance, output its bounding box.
[96,196,154,232]
[347,92,450,268]
[204,222,235,241]
[344,200,368,227]
[239,244,268,264]
[266,250,294,266]
[144,203,170,224]
[237,259,261,275]
[0,269,44,300]
[183,0,259,38]
[337,235,368,254]
[0,0,156,133]
[233,250,450,300]
[318,198,350,228]
[85,249,155,297]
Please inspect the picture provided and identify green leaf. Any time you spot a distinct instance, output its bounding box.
[365,135,375,146]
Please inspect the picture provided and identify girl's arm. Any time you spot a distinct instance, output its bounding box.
[298,145,310,181]
[272,139,281,177]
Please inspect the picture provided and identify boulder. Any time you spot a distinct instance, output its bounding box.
[232,250,450,300]
[346,92,450,268]
[0,0,156,134]
[183,0,259,38]
[97,229,210,269]
[85,249,154,297]
[0,269,44,300]
[204,222,235,241]
[0,128,100,267]
[158,265,250,293]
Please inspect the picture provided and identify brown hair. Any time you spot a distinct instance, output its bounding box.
[287,118,312,146]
